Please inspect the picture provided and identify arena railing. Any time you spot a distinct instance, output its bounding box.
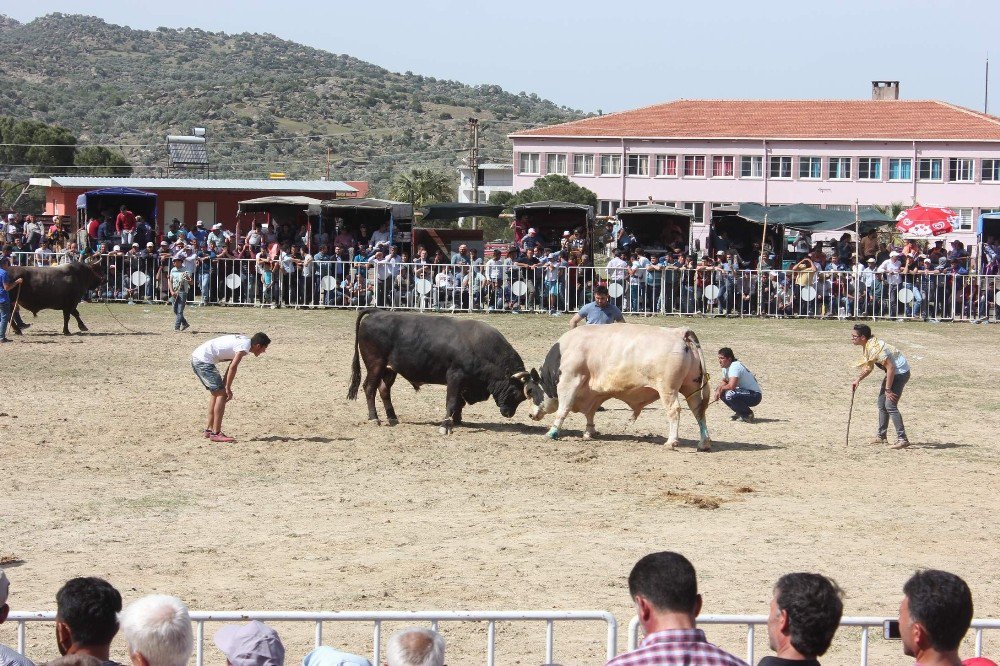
[8,609,617,666]
[10,252,1000,323]
[627,615,1000,666]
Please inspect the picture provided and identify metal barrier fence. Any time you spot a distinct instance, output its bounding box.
[9,609,617,666]
[627,614,1000,666]
[10,252,1000,322]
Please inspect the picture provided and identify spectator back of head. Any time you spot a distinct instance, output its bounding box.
[903,569,973,652]
[773,573,844,658]
[628,551,698,613]
[385,628,444,666]
[56,577,122,648]
[119,595,193,666]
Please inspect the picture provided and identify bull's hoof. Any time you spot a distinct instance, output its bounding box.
[667,439,679,449]
[79,326,89,332]
[367,418,381,426]
[439,424,453,435]
[583,429,596,440]
[697,440,712,452]
[386,418,398,426]
[63,330,72,336]
[545,427,560,440]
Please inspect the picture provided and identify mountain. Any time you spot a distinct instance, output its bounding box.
[0,13,586,192]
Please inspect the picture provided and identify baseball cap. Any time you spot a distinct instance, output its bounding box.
[527,227,536,234]
[866,257,876,263]
[889,251,899,257]
[113,245,121,251]
[213,223,222,230]
[302,646,372,666]
[196,220,204,227]
[172,255,184,262]
[214,621,285,666]
[146,242,154,247]
[160,241,168,246]
[563,230,570,236]
[131,243,139,247]
[716,250,724,255]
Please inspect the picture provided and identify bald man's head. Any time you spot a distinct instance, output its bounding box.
[385,627,444,666]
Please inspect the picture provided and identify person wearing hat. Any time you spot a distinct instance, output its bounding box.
[208,224,225,249]
[169,255,193,332]
[520,227,541,253]
[302,646,372,666]
[193,220,208,249]
[0,571,34,666]
[214,621,285,666]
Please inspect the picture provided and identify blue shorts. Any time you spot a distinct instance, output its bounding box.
[545,281,562,296]
[192,360,224,392]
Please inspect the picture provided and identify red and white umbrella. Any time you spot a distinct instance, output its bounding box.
[895,206,956,236]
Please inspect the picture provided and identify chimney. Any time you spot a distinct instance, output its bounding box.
[872,81,900,101]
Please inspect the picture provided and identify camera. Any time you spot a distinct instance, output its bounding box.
[884,619,901,640]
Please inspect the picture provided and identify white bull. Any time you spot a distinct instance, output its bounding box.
[525,324,712,450]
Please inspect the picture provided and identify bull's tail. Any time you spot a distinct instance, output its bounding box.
[346,308,376,400]
[683,329,711,421]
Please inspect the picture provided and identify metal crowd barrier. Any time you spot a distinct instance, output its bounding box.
[7,610,617,666]
[10,252,1000,323]
[627,615,1000,666]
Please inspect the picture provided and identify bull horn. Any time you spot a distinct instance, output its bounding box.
[511,371,530,382]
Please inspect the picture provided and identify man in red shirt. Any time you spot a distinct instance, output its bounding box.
[86,215,101,250]
[606,552,748,666]
[115,205,137,246]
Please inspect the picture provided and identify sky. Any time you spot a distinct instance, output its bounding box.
[3,0,1000,115]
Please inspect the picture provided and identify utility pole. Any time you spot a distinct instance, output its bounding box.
[468,117,479,230]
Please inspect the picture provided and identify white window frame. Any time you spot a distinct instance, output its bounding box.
[828,157,852,180]
[949,207,974,230]
[918,158,943,181]
[740,155,763,179]
[769,156,792,179]
[627,154,650,177]
[572,153,594,176]
[798,156,822,180]
[599,154,622,176]
[546,153,567,175]
[683,155,706,178]
[888,158,912,182]
[711,155,735,178]
[948,158,974,182]
[519,153,540,175]
[858,157,882,181]
[654,154,678,177]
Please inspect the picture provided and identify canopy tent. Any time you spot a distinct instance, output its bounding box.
[237,195,324,212]
[615,204,694,255]
[76,187,157,232]
[977,212,1000,237]
[512,200,596,257]
[318,198,414,246]
[725,203,893,232]
[419,202,505,222]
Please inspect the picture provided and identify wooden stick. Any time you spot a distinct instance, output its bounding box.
[845,386,856,447]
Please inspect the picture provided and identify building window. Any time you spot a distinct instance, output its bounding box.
[769,156,792,179]
[600,154,622,176]
[626,199,669,207]
[828,157,852,180]
[889,158,912,181]
[573,154,594,175]
[711,155,735,178]
[741,155,763,178]
[655,154,678,176]
[546,153,567,175]
[519,153,540,175]
[983,159,1000,182]
[627,154,650,176]
[681,202,705,224]
[598,200,620,217]
[918,158,942,181]
[948,158,974,182]
[826,204,853,211]
[799,157,822,179]
[858,157,882,180]
[683,155,706,177]
[949,207,973,229]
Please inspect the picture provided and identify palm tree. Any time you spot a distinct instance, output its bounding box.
[388,168,454,208]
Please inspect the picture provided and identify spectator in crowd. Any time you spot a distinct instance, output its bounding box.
[714,347,762,423]
[192,221,209,249]
[606,551,748,666]
[301,646,371,666]
[570,284,624,328]
[43,656,103,666]
[191,332,271,442]
[1,571,35,666]
[119,595,192,666]
[385,628,444,666]
[451,244,470,266]
[169,256,192,332]
[520,227,541,253]
[214,621,284,666]
[759,573,843,666]
[115,206,137,246]
[54,577,124,666]
[897,569,973,666]
[851,323,910,449]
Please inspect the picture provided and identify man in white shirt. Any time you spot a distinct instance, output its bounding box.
[876,251,903,286]
[33,240,55,266]
[606,250,630,310]
[713,347,762,423]
[191,332,270,442]
[370,221,392,248]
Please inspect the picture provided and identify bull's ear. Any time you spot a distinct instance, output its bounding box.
[530,368,541,383]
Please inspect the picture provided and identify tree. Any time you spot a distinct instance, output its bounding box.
[0,117,76,180]
[388,168,454,208]
[501,174,598,210]
[75,146,133,176]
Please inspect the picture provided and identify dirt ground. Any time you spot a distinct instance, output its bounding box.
[1,304,998,665]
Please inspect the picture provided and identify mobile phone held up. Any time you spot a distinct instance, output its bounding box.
[884,619,901,639]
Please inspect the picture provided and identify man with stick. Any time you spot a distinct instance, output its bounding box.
[850,324,910,449]
[0,255,24,343]
[191,332,270,442]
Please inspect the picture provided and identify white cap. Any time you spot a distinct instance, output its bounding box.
[889,251,900,257]
[563,230,570,236]
[113,245,121,251]
[212,223,222,230]
[196,220,204,226]
[527,228,536,234]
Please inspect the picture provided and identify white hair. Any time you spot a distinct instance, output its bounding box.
[385,627,445,666]
[119,595,193,666]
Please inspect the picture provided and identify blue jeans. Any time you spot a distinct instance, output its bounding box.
[0,300,10,339]
[722,387,762,418]
[173,294,189,329]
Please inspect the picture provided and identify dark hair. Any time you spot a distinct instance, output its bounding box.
[852,324,872,340]
[628,551,698,613]
[718,347,735,360]
[251,332,271,347]
[55,577,122,647]
[774,573,844,658]
[593,285,610,298]
[903,570,973,652]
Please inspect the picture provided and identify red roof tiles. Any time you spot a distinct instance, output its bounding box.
[510,100,1000,141]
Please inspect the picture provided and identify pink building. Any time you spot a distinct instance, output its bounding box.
[510,88,1000,246]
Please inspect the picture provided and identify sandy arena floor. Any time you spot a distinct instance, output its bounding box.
[1,304,998,665]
